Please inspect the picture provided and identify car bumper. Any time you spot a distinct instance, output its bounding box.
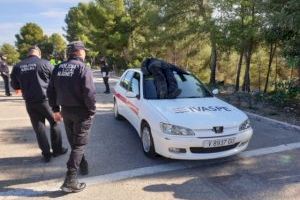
[153,128,253,160]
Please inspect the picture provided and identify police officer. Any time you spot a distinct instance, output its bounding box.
[100,57,111,94]
[47,41,96,193]
[0,54,11,96]
[10,45,67,162]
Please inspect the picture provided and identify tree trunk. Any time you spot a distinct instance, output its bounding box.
[235,49,244,92]
[297,66,300,86]
[242,42,253,92]
[258,62,261,92]
[242,4,255,93]
[209,36,217,86]
[263,43,277,93]
[173,45,177,65]
[290,67,294,80]
[275,54,278,91]
[236,4,245,92]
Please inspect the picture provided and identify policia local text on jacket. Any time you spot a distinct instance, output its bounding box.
[10,46,67,162]
[47,57,96,116]
[47,41,96,193]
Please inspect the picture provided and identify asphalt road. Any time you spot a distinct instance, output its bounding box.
[0,71,299,200]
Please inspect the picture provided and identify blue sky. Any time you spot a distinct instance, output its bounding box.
[0,0,90,45]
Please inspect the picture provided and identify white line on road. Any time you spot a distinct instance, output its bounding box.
[247,111,300,131]
[240,142,300,158]
[82,142,300,185]
[2,142,300,199]
[0,112,113,121]
[0,117,29,121]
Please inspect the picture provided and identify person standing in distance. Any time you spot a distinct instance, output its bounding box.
[10,45,67,162]
[100,57,111,94]
[0,54,11,96]
[47,41,96,193]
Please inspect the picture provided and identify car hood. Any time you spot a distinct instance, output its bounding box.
[148,97,248,130]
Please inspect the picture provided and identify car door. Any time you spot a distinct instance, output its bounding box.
[115,70,134,118]
[125,72,141,131]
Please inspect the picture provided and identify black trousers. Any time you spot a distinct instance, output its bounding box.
[26,101,63,156]
[1,73,10,95]
[103,77,110,92]
[61,107,93,171]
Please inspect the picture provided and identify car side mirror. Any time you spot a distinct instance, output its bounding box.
[126,91,139,98]
[212,89,219,95]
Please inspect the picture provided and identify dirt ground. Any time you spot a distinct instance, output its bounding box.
[219,92,300,126]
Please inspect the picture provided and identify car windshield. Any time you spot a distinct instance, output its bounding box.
[143,73,212,99]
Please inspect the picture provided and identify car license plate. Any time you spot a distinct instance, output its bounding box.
[203,137,236,148]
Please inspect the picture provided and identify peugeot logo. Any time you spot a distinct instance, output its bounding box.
[213,126,224,134]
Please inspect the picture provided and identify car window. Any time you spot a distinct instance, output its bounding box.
[120,71,134,90]
[144,72,212,99]
[129,72,140,95]
[175,74,212,98]
[119,72,127,88]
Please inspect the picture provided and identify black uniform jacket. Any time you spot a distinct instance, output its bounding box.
[11,55,53,103]
[100,63,110,77]
[47,57,96,116]
[0,60,9,74]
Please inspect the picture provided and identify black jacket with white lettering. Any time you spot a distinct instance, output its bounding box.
[0,60,9,74]
[10,55,53,103]
[47,57,96,116]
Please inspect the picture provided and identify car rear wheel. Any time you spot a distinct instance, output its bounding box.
[141,122,156,158]
[114,99,122,120]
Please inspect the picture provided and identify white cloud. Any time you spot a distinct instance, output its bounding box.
[3,0,91,3]
[0,22,24,44]
[0,22,67,45]
[0,0,92,44]
[0,22,23,30]
[44,27,65,36]
[40,10,67,18]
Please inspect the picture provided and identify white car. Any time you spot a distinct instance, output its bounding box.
[113,69,253,160]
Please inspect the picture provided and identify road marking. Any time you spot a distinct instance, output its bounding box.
[82,142,300,184]
[95,111,113,115]
[2,142,300,199]
[247,111,300,131]
[0,112,113,121]
[240,142,300,158]
[0,117,29,121]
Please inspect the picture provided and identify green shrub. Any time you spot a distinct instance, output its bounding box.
[268,80,300,106]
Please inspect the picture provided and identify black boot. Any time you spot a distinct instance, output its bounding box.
[43,153,52,163]
[79,159,89,175]
[61,170,86,193]
[52,147,68,157]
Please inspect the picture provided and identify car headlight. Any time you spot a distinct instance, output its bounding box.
[160,123,195,136]
[239,119,251,131]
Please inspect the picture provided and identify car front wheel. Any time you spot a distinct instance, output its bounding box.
[141,122,156,158]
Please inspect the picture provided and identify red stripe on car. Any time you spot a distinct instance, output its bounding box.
[115,93,139,115]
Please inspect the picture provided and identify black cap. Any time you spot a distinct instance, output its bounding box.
[28,45,41,52]
[67,41,87,53]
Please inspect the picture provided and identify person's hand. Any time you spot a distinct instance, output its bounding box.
[53,112,63,122]
[15,89,22,96]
